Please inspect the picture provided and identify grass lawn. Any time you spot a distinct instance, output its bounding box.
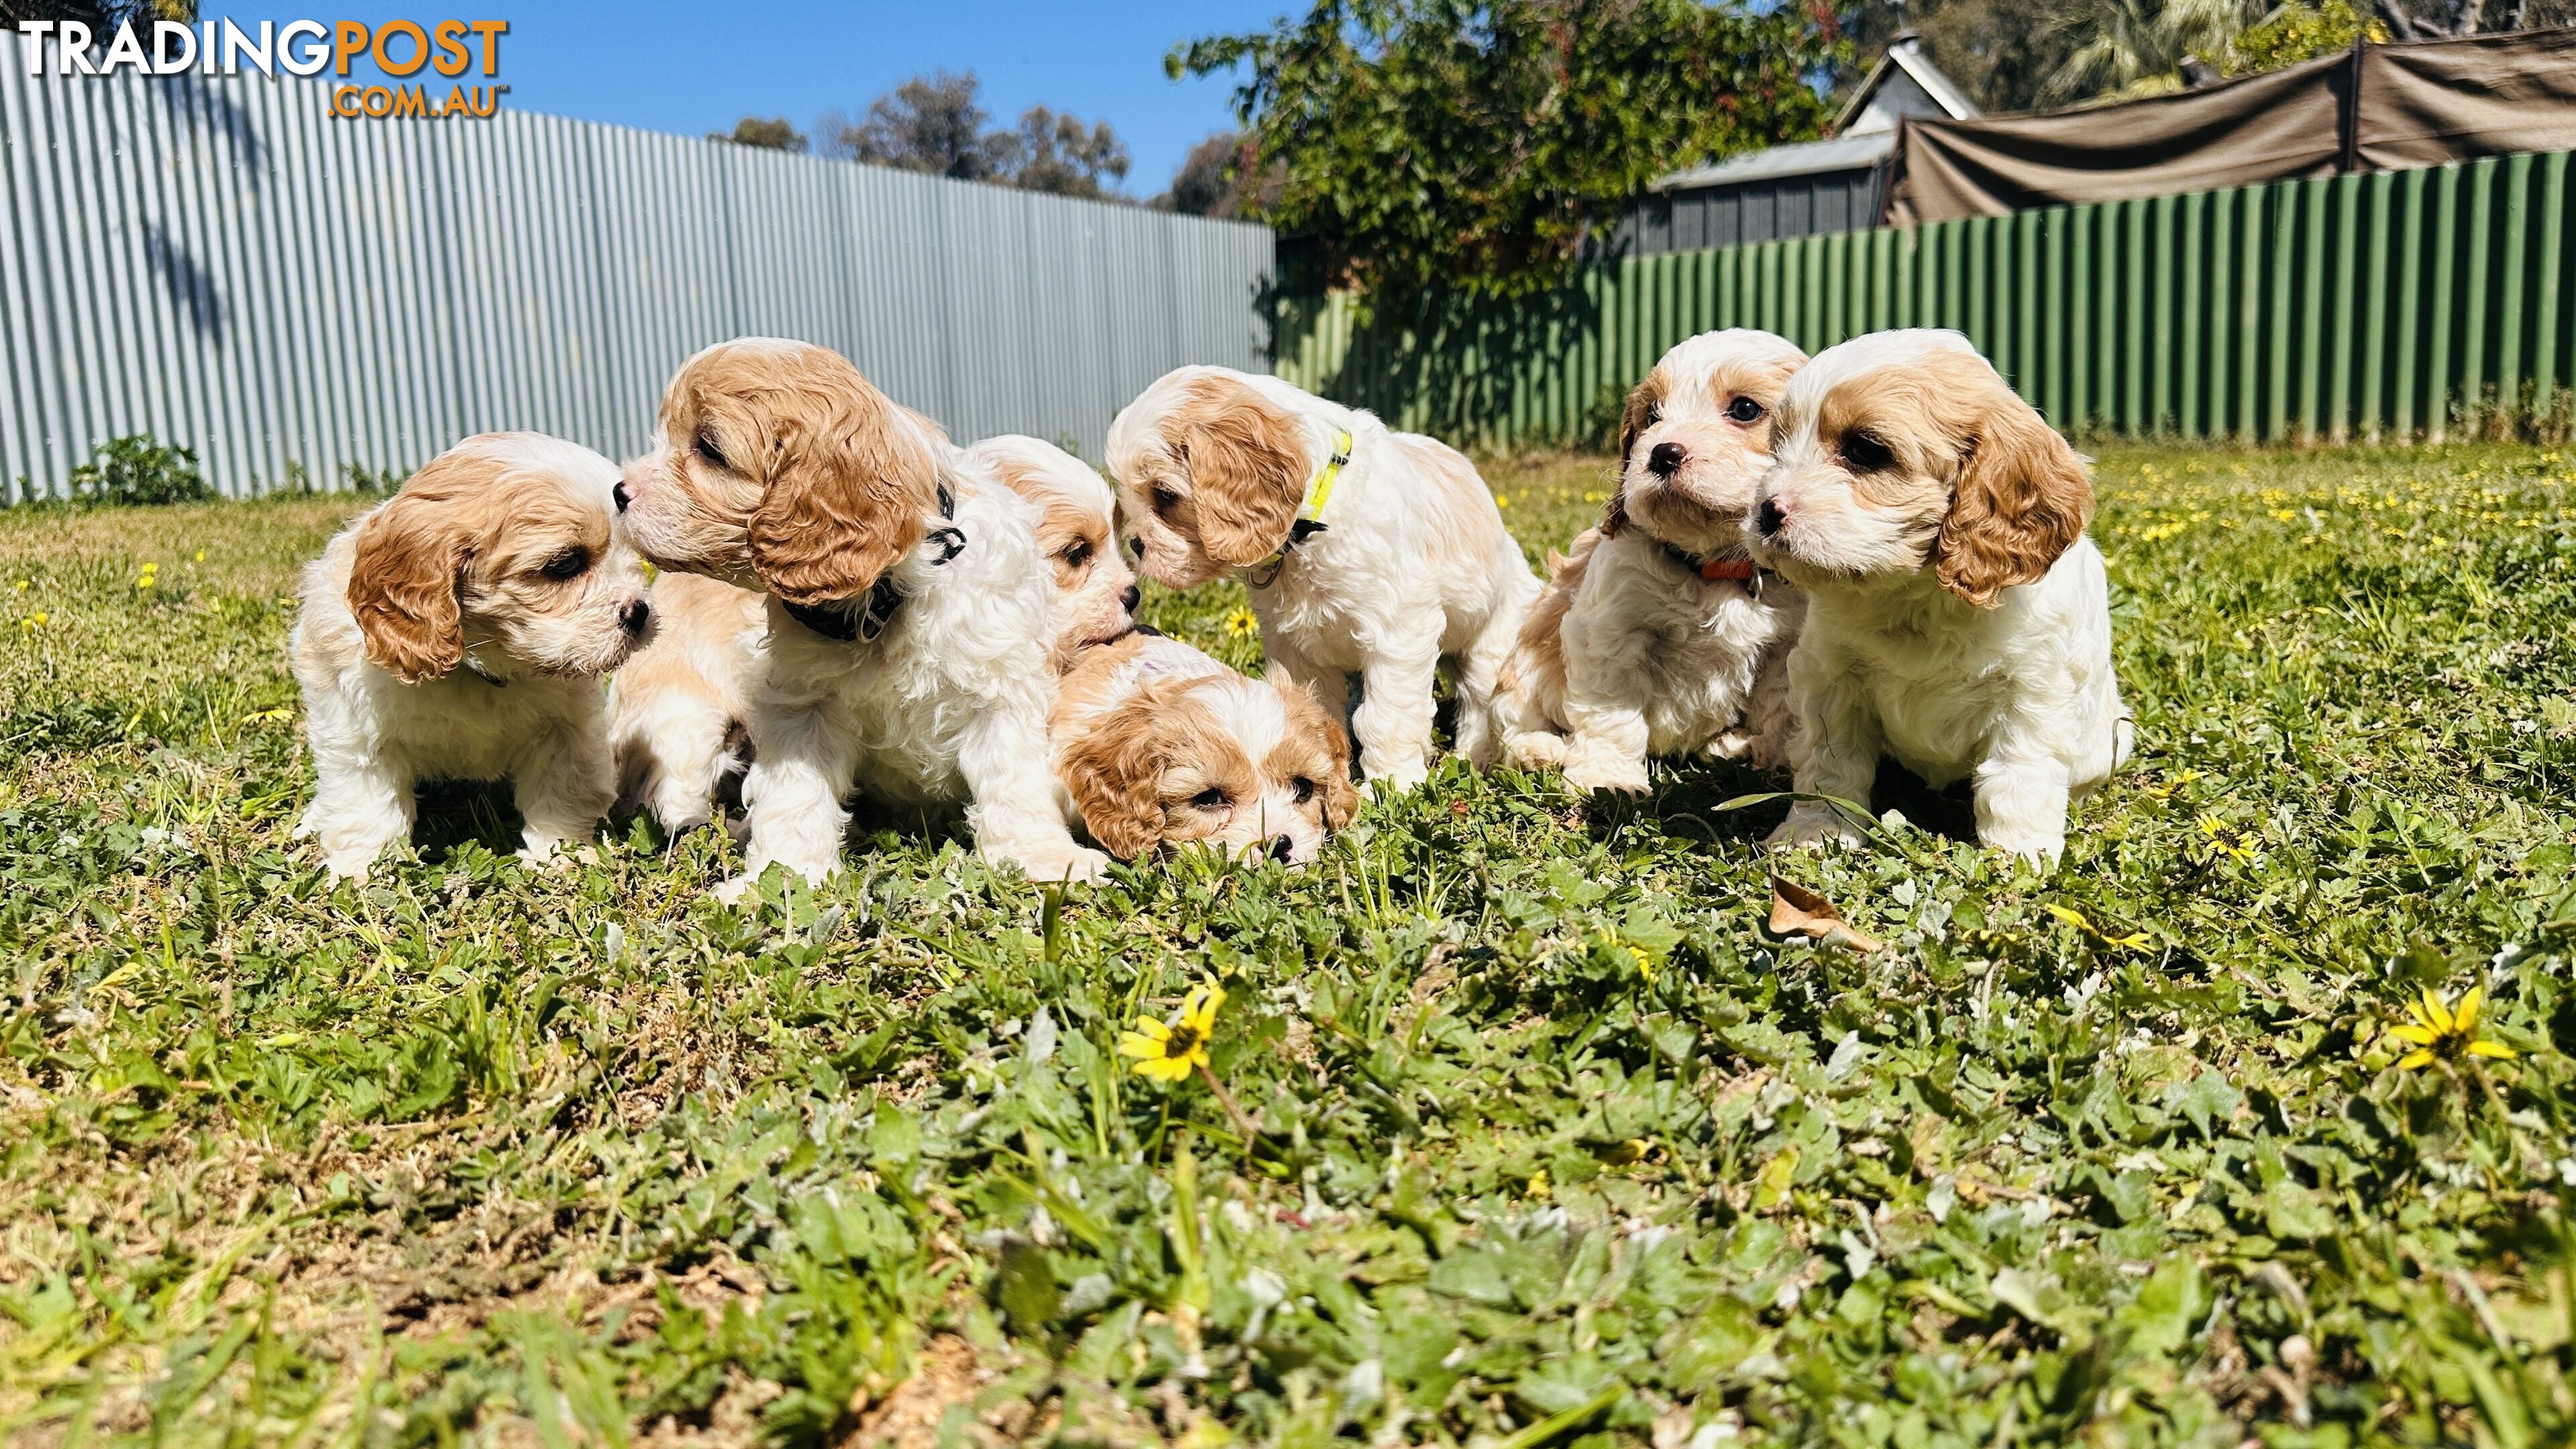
[3,441,2573,1448]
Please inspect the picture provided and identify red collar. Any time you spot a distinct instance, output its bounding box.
[1658,539,1760,584]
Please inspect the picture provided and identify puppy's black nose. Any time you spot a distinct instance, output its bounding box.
[1120,584,1141,612]
[612,480,633,513]
[1754,498,1786,537]
[1268,834,1293,861]
[619,598,651,636]
[1648,442,1685,478]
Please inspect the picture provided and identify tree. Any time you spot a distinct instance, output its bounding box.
[1171,0,1841,303]
[2037,0,2261,103]
[709,116,808,152]
[1,0,193,32]
[999,106,1132,198]
[1159,132,1260,217]
[821,70,1002,180]
[819,70,1133,198]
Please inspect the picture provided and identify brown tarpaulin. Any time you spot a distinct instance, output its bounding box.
[1882,28,2576,225]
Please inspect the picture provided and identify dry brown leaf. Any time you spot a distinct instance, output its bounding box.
[1768,877,1885,953]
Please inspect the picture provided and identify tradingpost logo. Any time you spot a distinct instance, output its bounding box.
[13,17,511,120]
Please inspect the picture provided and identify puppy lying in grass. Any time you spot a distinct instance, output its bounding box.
[1748,329,2132,861]
[1108,366,1538,791]
[1498,328,1809,792]
[292,432,651,879]
[1053,631,1357,864]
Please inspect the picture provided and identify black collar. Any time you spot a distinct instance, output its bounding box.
[783,482,961,643]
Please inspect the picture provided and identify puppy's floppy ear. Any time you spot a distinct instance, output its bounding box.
[747,386,939,606]
[1179,378,1308,569]
[1279,679,1360,830]
[1934,388,2093,606]
[1058,692,1171,861]
[1604,375,1663,539]
[347,487,468,684]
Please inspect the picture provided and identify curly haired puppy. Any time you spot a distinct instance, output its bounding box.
[1746,329,2132,861]
[1108,367,1539,790]
[1053,632,1357,863]
[1497,329,1809,792]
[613,338,1108,893]
[965,434,1138,666]
[292,433,651,878]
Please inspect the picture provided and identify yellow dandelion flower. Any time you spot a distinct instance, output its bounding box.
[1222,606,1258,639]
[1527,1167,1552,1201]
[2387,985,2518,1071]
[193,550,205,563]
[2197,813,2256,863]
[1493,493,1511,509]
[1119,981,1224,1082]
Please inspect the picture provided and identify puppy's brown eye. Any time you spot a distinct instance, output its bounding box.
[539,548,590,581]
[1062,541,1092,570]
[1291,777,1316,804]
[1190,787,1230,811]
[693,433,728,470]
[1839,431,1894,472]
[1725,396,1766,424]
[1152,486,1181,516]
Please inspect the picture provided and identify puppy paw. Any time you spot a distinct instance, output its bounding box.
[1364,760,1432,794]
[1503,732,1569,770]
[321,853,376,883]
[1708,729,1754,761]
[519,840,598,873]
[1563,751,1650,796]
[712,873,759,905]
[1010,843,1114,885]
[1763,805,1865,851]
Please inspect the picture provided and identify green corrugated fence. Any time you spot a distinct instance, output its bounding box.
[1273,149,2576,449]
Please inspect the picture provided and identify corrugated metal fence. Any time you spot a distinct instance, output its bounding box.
[0,33,1275,500]
[1277,148,2576,450]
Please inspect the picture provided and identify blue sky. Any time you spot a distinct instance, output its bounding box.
[199,1,1290,195]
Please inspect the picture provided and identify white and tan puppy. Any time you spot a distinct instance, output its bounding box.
[1746,329,2131,861]
[1053,632,1357,863]
[1497,329,1808,790]
[604,433,1140,837]
[965,434,1138,666]
[1108,367,1539,791]
[292,433,651,879]
[604,570,763,835]
[614,338,1109,893]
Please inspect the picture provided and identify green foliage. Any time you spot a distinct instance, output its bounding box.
[62,435,212,508]
[708,115,809,152]
[2230,0,2387,75]
[4,445,2576,1443]
[1169,0,1841,303]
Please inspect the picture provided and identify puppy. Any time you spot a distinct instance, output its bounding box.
[1497,329,1809,791]
[605,435,1140,839]
[614,338,1109,892]
[1053,632,1357,863]
[292,433,651,879]
[1108,367,1540,791]
[1746,329,2132,861]
[604,570,763,835]
[965,434,1138,666]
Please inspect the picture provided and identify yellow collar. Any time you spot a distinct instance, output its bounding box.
[1248,428,1352,580]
